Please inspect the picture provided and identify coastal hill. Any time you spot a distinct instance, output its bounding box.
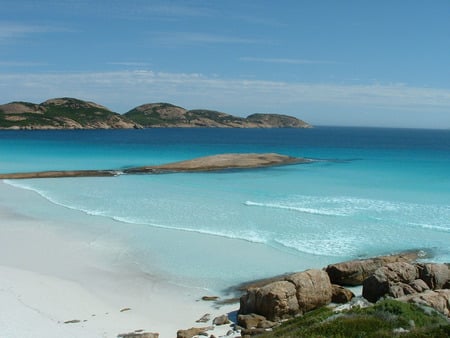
[0,98,311,129]
[124,102,311,128]
[0,98,138,130]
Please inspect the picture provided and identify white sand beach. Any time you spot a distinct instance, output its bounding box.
[0,181,239,338]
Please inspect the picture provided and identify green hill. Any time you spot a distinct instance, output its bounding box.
[0,98,312,129]
[124,103,311,128]
[0,98,139,130]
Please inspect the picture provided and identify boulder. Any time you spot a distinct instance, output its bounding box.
[286,269,332,313]
[400,289,450,318]
[212,314,230,325]
[176,326,213,338]
[237,313,267,329]
[325,252,419,286]
[239,280,299,321]
[362,262,418,303]
[331,284,355,303]
[237,313,277,330]
[416,263,449,290]
[196,313,211,323]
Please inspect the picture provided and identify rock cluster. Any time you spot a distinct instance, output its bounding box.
[237,251,449,336]
[325,251,420,285]
[362,262,449,306]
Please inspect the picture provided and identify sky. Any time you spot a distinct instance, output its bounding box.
[1,0,449,128]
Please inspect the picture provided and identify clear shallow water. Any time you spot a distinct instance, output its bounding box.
[1,127,449,291]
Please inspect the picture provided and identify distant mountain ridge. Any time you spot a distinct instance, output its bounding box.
[0,98,312,129]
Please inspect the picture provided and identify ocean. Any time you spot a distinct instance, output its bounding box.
[1,127,449,292]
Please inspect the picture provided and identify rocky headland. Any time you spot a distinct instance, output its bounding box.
[0,153,310,179]
[201,251,449,337]
[0,98,311,130]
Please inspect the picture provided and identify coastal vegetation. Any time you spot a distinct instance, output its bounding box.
[258,300,450,338]
[0,98,138,129]
[0,98,311,129]
[232,253,450,337]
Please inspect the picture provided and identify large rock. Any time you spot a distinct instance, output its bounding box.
[325,252,420,286]
[239,281,299,321]
[237,313,267,329]
[239,269,333,321]
[237,313,277,330]
[416,263,449,290]
[176,326,213,338]
[400,289,450,318]
[331,284,355,303]
[362,262,418,302]
[285,269,332,313]
[212,314,230,325]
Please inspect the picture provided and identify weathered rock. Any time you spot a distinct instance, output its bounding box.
[237,313,267,329]
[239,280,299,321]
[388,282,418,298]
[400,289,450,318]
[202,296,219,301]
[176,327,213,338]
[331,284,355,303]
[286,269,332,313]
[362,262,418,302]
[325,252,420,286]
[416,263,449,290]
[196,313,211,323]
[409,279,430,293]
[117,333,159,338]
[212,314,230,325]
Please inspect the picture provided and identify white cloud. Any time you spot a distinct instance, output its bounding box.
[149,32,269,46]
[1,70,449,128]
[107,62,152,67]
[240,57,335,65]
[0,22,71,42]
[0,61,48,67]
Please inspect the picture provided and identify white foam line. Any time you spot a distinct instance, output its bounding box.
[4,179,273,248]
[244,200,348,216]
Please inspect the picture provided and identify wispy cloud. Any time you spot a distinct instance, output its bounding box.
[0,22,71,42]
[149,32,269,46]
[240,57,335,65]
[107,62,152,68]
[1,70,449,128]
[140,3,215,18]
[0,61,48,67]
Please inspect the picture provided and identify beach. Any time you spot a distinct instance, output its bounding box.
[0,181,239,337]
[1,127,449,337]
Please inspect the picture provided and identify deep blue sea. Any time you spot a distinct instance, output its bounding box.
[1,127,449,291]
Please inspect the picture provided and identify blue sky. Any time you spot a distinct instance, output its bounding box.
[1,0,449,128]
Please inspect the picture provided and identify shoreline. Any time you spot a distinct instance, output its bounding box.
[2,179,442,337]
[1,180,336,337]
[0,181,241,337]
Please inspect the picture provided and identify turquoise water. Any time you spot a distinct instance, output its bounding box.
[1,127,449,291]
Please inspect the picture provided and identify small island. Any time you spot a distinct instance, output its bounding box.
[0,153,310,179]
[0,98,312,130]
